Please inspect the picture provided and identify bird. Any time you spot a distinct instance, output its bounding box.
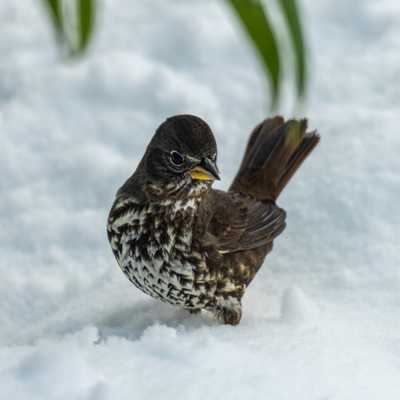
[107,115,319,325]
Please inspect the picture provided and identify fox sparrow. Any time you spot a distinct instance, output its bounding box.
[107,115,319,325]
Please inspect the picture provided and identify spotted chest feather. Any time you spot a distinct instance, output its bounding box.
[107,195,217,309]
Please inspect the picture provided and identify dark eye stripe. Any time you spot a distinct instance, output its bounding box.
[170,150,184,166]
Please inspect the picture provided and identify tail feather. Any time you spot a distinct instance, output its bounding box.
[275,129,319,198]
[238,116,284,173]
[230,117,320,201]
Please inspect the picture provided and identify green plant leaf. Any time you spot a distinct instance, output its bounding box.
[42,0,63,40]
[227,0,281,109]
[277,0,307,98]
[42,0,95,57]
[76,0,95,54]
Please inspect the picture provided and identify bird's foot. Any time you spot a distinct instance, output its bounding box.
[214,297,242,325]
[220,307,242,325]
[186,308,201,315]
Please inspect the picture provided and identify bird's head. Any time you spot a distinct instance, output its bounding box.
[121,115,220,201]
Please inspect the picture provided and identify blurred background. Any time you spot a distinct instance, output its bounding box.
[1,1,400,399]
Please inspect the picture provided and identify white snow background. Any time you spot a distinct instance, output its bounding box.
[1,0,400,399]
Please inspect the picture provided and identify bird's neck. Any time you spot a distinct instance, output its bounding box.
[117,171,211,204]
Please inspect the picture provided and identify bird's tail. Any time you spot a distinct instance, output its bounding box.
[230,116,320,201]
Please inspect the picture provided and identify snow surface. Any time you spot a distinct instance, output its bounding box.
[1,0,400,399]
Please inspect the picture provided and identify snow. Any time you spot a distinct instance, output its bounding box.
[1,0,400,399]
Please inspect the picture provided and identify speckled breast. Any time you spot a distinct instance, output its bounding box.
[107,197,217,309]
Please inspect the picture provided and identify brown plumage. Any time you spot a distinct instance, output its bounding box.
[107,115,319,325]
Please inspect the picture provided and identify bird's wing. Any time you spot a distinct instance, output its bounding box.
[202,189,286,254]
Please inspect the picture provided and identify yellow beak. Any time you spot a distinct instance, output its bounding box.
[189,166,217,181]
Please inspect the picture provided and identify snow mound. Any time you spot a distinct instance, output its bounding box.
[280,286,319,324]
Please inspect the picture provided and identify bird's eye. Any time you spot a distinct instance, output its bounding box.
[169,150,184,166]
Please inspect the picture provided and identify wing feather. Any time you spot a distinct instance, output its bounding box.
[204,190,286,254]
